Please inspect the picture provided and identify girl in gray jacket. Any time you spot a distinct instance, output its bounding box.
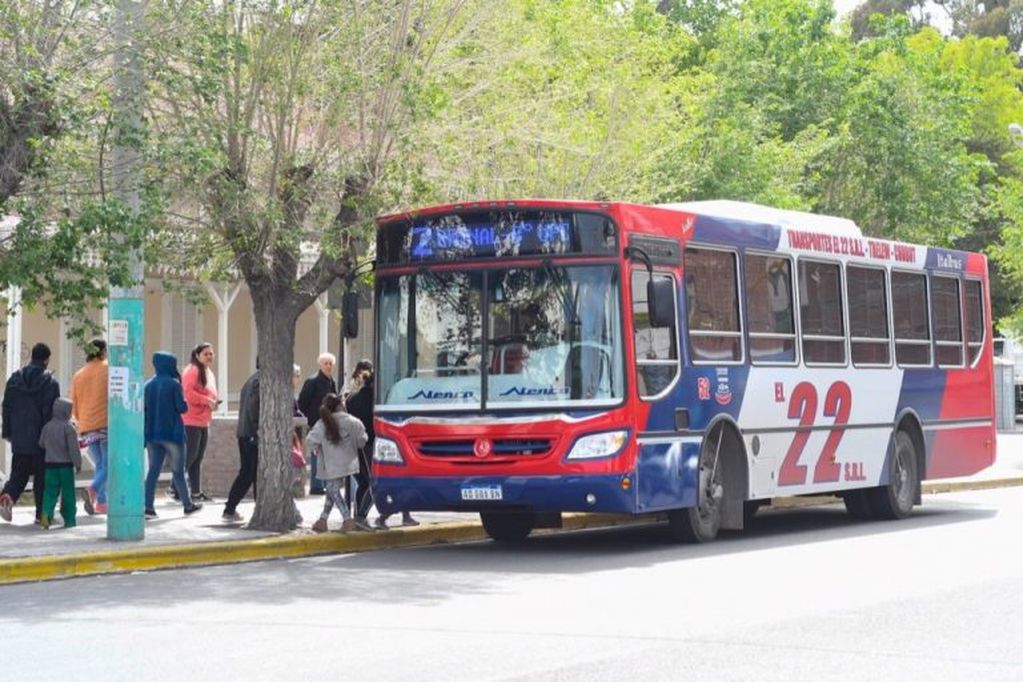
[306,393,368,532]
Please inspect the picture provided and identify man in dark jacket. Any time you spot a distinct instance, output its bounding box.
[224,368,259,522]
[1,343,60,523]
[297,352,336,494]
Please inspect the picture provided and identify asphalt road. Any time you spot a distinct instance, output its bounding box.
[1,488,1021,681]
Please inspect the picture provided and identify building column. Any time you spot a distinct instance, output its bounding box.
[3,286,22,479]
[205,282,242,415]
[315,294,330,356]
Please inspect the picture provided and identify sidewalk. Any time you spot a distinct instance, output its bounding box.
[2,433,1022,584]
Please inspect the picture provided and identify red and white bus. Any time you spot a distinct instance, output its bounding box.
[370,200,995,542]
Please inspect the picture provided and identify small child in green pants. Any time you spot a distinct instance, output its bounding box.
[38,397,82,529]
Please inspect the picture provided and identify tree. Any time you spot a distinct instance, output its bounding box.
[146,0,472,531]
[1,1,148,343]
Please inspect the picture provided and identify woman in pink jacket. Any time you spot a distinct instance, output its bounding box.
[181,342,219,501]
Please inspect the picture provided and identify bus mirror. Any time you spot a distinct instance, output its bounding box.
[647,277,675,328]
[343,291,359,339]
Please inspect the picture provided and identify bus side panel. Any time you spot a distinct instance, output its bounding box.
[635,440,700,513]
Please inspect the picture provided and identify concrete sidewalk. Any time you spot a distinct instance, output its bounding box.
[2,433,1022,584]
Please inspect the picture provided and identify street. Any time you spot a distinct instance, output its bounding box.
[2,487,1021,681]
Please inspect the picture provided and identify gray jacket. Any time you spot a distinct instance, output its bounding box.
[305,411,367,480]
[39,397,81,469]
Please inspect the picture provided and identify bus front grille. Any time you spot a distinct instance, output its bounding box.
[415,438,553,458]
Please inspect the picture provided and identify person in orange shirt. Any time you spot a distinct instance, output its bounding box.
[181,342,219,501]
[69,339,108,515]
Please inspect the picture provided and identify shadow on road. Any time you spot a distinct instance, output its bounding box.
[0,495,1000,615]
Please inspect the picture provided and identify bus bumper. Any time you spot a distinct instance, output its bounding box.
[371,474,638,515]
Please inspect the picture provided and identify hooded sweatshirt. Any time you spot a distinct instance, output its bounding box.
[304,411,368,479]
[39,397,82,468]
[2,361,61,456]
[144,352,188,446]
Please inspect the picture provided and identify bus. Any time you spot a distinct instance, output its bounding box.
[369,199,995,542]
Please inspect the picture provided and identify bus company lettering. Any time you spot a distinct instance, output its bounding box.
[499,386,570,397]
[408,389,477,401]
[787,229,915,264]
[936,252,964,271]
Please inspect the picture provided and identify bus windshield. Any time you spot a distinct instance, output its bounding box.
[377,264,623,411]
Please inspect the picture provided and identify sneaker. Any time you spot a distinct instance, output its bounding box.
[0,493,12,522]
[339,518,357,532]
[194,492,213,502]
[40,514,51,530]
[94,502,108,514]
[312,518,328,533]
[353,517,374,532]
[80,488,96,515]
[184,503,203,515]
[374,516,390,530]
[222,510,243,523]
[309,488,326,496]
[167,487,179,501]
[401,515,420,527]
[144,509,158,520]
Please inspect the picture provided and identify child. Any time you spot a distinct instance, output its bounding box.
[38,397,82,529]
[291,425,307,498]
[305,393,367,533]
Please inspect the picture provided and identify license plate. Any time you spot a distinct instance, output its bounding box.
[460,485,503,501]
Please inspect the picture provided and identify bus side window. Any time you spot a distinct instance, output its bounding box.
[685,248,743,363]
[744,253,796,364]
[632,270,678,398]
[932,275,964,368]
[847,265,891,366]
[965,279,984,366]
[892,271,931,366]
[798,260,846,365]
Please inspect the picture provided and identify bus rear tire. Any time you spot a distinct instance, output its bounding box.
[481,512,534,542]
[668,432,725,543]
[868,430,918,520]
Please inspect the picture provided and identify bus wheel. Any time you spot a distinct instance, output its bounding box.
[868,430,918,520]
[668,429,725,543]
[481,512,535,542]
[842,489,874,520]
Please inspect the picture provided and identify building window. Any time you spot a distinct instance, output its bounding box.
[685,248,742,363]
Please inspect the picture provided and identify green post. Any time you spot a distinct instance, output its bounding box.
[107,0,146,541]
[106,298,145,540]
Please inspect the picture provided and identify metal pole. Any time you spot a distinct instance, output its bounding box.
[107,0,146,541]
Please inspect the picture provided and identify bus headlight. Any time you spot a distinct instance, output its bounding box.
[374,437,404,465]
[566,430,628,460]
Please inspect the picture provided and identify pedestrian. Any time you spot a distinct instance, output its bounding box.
[0,342,60,524]
[69,338,108,515]
[342,358,373,401]
[305,393,367,533]
[290,425,307,497]
[38,397,81,529]
[297,352,337,495]
[143,351,202,518]
[223,365,259,522]
[345,360,418,529]
[182,342,218,502]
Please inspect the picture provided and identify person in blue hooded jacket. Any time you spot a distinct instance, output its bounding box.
[143,351,202,518]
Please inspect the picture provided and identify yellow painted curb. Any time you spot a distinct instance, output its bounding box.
[1,477,1019,585]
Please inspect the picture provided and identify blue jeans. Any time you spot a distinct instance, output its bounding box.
[87,437,109,504]
[144,441,193,511]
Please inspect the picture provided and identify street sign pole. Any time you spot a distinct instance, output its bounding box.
[107,0,146,541]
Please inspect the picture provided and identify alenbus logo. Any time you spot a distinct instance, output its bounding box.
[408,389,476,400]
[499,386,569,397]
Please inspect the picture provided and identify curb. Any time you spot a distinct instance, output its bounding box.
[2,477,1021,586]
[0,512,648,586]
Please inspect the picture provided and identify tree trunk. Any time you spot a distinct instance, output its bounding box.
[247,285,302,531]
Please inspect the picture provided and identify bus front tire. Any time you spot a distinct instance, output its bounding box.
[668,432,725,543]
[481,512,535,542]
[868,430,918,520]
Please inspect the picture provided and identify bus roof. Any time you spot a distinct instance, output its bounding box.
[658,200,863,238]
